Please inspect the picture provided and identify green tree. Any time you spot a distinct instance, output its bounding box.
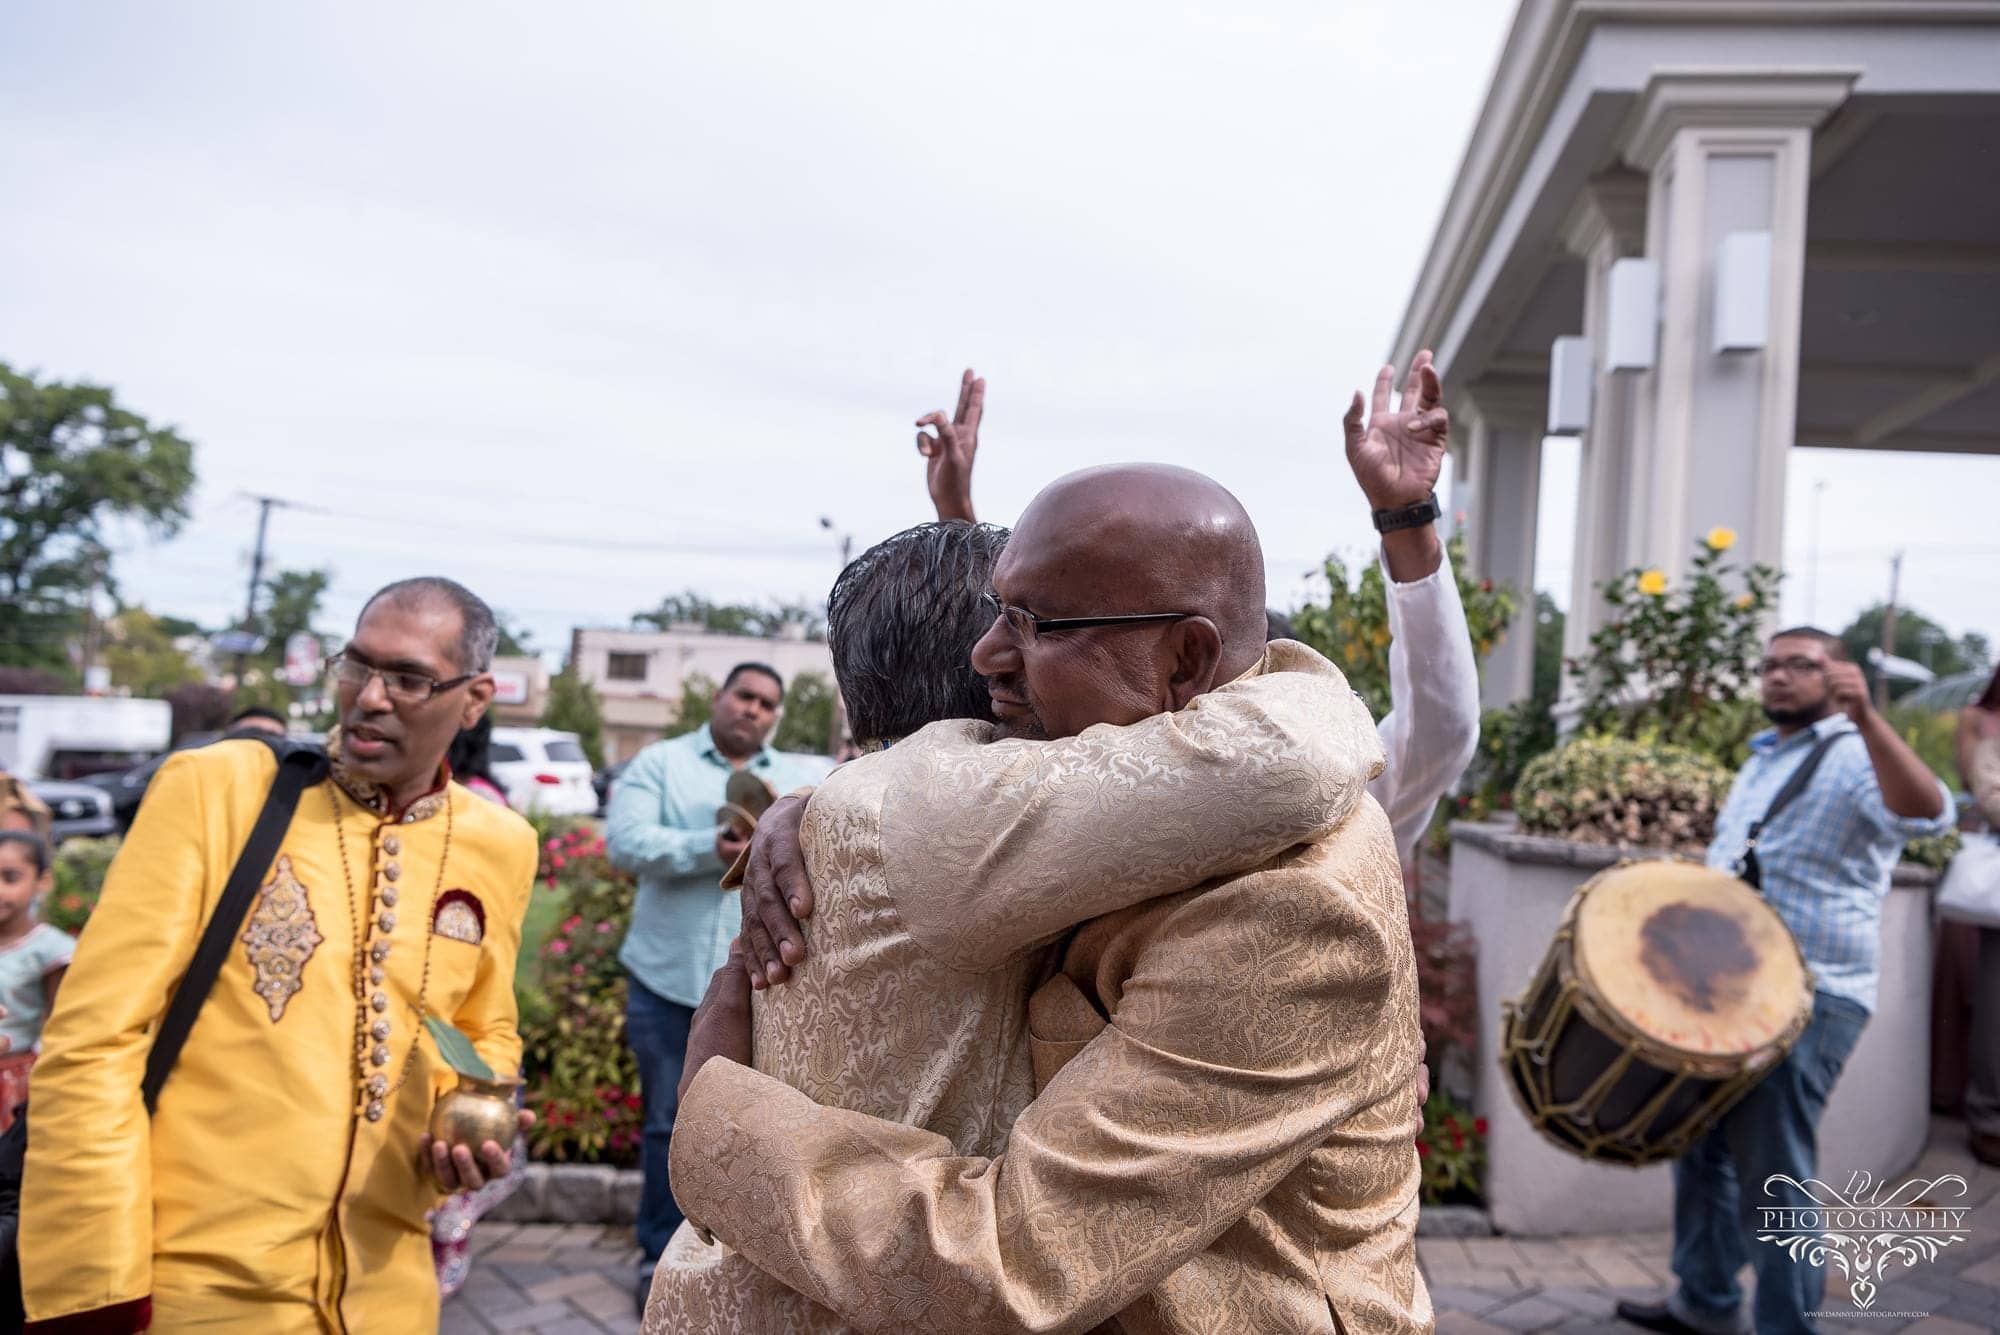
[1288,533,1516,721]
[226,567,332,714]
[1532,592,1565,709]
[1839,603,1992,700]
[102,606,204,697]
[0,363,198,674]
[541,666,606,768]
[664,672,717,740]
[495,612,536,658]
[631,591,824,641]
[773,670,836,755]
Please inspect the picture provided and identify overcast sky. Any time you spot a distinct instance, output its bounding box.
[5,1,1995,667]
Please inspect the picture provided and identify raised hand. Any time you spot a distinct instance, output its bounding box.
[1825,661,1874,724]
[1343,350,1447,512]
[915,368,984,523]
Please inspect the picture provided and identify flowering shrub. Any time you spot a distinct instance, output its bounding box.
[520,820,644,1165]
[1410,913,1478,1072]
[44,836,120,935]
[1418,1090,1488,1204]
[1571,529,1778,765]
[1290,533,1516,721]
[1514,734,1733,855]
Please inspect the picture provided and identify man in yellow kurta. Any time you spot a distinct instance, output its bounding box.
[22,577,539,1333]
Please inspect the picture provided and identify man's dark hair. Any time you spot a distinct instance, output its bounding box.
[229,706,286,729]
[828,521,1011,746]
[721,662,785,697]
[0,829,50,876]
[1770,626,1851,662]
[1265,609,1296,642]
[360,577,500,673]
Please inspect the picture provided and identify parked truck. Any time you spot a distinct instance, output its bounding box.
[0,695,172,781]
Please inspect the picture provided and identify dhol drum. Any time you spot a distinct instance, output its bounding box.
[1499,859,1814,1165]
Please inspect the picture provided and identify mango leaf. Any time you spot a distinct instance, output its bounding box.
[423,1014,496,1081]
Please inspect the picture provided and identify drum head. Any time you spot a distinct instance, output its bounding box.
[1573,861,1808,1060]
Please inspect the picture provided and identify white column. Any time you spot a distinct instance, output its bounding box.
[1623,72,1853,580]
[1461,380,1545,709]
[1558,175,1647,695]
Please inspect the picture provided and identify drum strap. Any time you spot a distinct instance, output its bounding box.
[1735,730,1853,892]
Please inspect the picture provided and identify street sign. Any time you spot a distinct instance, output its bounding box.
[282,632,324,686]
[211,629,266,656]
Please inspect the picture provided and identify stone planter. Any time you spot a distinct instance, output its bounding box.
[486,1163,645,1224]
[1447,821,1935,1236]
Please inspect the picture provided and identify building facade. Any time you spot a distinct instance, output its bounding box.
[1389,0,2000,707]
[570,626,835,766]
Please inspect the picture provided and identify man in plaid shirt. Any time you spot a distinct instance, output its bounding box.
[1620,628,1951,1335]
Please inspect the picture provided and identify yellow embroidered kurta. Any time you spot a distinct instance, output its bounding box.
[22,739,537,1332]
[651,643,1407,1333]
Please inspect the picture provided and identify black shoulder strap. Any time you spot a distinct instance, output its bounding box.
[141,737,330,1113]
[1756,728,1852,834]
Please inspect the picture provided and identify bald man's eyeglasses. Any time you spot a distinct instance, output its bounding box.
[981,593,1189,644]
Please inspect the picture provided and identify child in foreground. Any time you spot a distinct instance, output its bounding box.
[0,830,73,1131]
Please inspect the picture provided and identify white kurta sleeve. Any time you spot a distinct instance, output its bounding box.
[1369,546,1482,863]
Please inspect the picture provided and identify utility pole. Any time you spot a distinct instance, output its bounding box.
[234,494,288,683]
[1874,549,1903,709]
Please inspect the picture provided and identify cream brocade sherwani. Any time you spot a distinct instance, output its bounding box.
[651,642,1430,1334]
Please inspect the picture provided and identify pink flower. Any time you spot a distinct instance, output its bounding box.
[596,921,612,934]
[548,940,570,956]
[571,963,585,977]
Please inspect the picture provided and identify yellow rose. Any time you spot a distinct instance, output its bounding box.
[1705,526,1737,552]
[1734,593,1754,610]
[1638,569,1668,596]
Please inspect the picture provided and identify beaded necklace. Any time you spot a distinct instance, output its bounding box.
[328,784,453,1121]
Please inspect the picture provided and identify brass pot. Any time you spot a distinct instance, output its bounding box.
[429,1074,522,1151]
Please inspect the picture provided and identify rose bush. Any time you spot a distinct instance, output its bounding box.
[519,820,644,1165]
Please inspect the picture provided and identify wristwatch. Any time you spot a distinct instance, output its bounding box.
[1372,491,1441,534]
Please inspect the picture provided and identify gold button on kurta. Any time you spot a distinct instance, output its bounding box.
[22,739,537,1333]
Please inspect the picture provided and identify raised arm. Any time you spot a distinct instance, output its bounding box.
[914,368,983,523]
[1372,545,1481,861]
[21,754,213,1330]
[673,816,1421,1333]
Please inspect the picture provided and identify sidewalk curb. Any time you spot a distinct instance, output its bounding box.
[487,1163,644,1224]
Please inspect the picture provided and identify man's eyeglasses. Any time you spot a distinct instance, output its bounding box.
[981,593,1188,645]
[1756,656,1826,678]
[329,650,477,704]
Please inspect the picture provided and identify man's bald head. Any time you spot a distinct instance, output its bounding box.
[972,464,1270,739]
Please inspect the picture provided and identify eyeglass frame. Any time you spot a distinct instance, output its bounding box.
[1755,655,1828,678]
[328,648,481,704]
[981,592,1191,641]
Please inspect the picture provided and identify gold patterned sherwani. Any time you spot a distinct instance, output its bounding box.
[651,643,1429,1334]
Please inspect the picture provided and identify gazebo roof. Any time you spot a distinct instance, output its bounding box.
[1391,0,2000,458]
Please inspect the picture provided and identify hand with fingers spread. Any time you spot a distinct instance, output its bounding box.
[736,794,815,988]
[1343,349,1447,512]
[915,368,984,523]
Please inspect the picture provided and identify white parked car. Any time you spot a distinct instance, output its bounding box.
[487,727,598,816]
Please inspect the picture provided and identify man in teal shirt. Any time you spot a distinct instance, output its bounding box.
[604,662,831,1303]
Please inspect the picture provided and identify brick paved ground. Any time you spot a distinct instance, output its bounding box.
[476,1120,2000,1333]
[446,1223,641,1335]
